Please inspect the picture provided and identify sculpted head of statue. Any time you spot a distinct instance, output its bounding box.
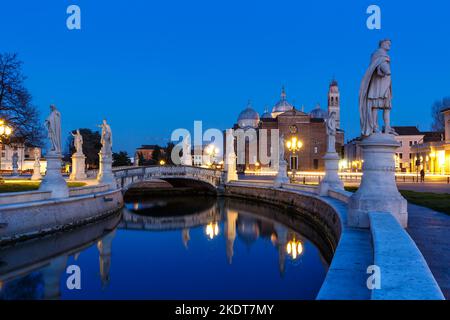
[379,39,391,51]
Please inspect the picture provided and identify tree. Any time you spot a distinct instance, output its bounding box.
[151,145,162,164]
[65,128,101,168]
[164,142,176,165]
[136,151,145,166]
[431,97,450,132]
[0,53,44,146]
[112,151,131,167]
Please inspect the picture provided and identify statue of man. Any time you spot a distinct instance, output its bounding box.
[45,105,62,154]
[359,39,396,136]
[99,119,112,153]
[326,111,337,152]
[71,129,83,154]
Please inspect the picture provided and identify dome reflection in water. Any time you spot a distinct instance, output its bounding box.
[0,196,331,300]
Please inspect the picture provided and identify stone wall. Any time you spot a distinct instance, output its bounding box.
[0,189,123,244]
[224,184,341,249]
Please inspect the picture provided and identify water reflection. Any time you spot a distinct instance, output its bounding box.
[0,196,332,300]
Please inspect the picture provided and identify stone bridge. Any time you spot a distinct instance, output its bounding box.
[113,165,224,192]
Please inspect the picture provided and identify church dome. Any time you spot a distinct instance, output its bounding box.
[237,102,260,128]
[261,108,273,119]
[310,104,328,119]
[271,87,294,115]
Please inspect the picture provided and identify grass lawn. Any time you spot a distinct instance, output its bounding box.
[344,186,450,215]
[0,181,86,193]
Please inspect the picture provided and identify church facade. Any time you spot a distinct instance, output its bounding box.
[231,81,344,173]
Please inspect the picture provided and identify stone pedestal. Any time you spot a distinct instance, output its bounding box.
[31,162,42,180]
[97,151,116,189]
[318,152,343,196]
[274,160,289,187]
[39,153,69,199]
[348,133,408,228]
[69,153,87,181]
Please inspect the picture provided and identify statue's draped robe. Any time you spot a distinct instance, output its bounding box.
[46,110,62,154]
[359,48,392,136]
[101,124,112,153]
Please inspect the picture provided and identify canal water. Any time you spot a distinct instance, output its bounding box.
[0,196,332,300]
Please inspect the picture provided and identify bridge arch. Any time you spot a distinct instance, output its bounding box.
[113,166,224,193]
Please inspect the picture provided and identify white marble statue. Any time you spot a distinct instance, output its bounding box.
[359,39,396,136]
[279,134,285,163]
[326,111,337,153]
[31,148,42,180]
[12,152,19,175]
[71,129,83,154]
[34,147,40,162]
[99,119,112,154]
[45,105,62,155]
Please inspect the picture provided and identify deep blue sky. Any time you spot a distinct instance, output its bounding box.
[1,0,449,154]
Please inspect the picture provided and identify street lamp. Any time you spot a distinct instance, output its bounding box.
[286,136,303,181]
[0,119,13,182]
[205,221,219,239]
[286,237,303,260]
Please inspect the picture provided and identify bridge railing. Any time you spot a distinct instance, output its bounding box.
[113,165,224,188]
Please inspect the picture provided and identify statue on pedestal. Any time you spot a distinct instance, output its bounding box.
[39,105,68,198]
[97,119,116,189]
[326,111,337,153]
[45,105,62,155]
[274,133,289,187]
[70,129,87,181]
[31,148,42,180]
[349,40,407,228]
[318,111,343,196]
[99,120,112,155]
[71,129,83,155]
[359,39,396,136]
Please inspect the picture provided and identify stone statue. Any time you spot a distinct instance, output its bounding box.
[99,119,112,154]
[33,147,40,162]
[45,105,62,154]
[359,39,396,136]
[12,152,19,171]
[71,129,83,154]
[279,134,285,163]
[326,111,337,153]
[31,147,42,180]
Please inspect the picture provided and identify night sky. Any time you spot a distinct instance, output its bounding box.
[1,0,449,154]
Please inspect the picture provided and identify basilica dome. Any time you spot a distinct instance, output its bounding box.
[271,87,294,117]
[261,108,273,119]
[310,104,328,119]
[237,102,260,129]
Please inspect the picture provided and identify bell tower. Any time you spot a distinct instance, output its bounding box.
[328,79,340,129]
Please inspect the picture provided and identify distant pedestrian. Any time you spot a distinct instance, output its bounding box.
[420,169,425,183]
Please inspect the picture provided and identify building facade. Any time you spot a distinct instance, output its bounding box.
[230,82,344,173]
[343,125,446,173]
[414,108,450,174]
[0,143,44,173]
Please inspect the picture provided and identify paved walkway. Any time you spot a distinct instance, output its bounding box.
[407,203,450,299]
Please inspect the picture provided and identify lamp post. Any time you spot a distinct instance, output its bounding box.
[286,136,303,182]
[0,119,13,182]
